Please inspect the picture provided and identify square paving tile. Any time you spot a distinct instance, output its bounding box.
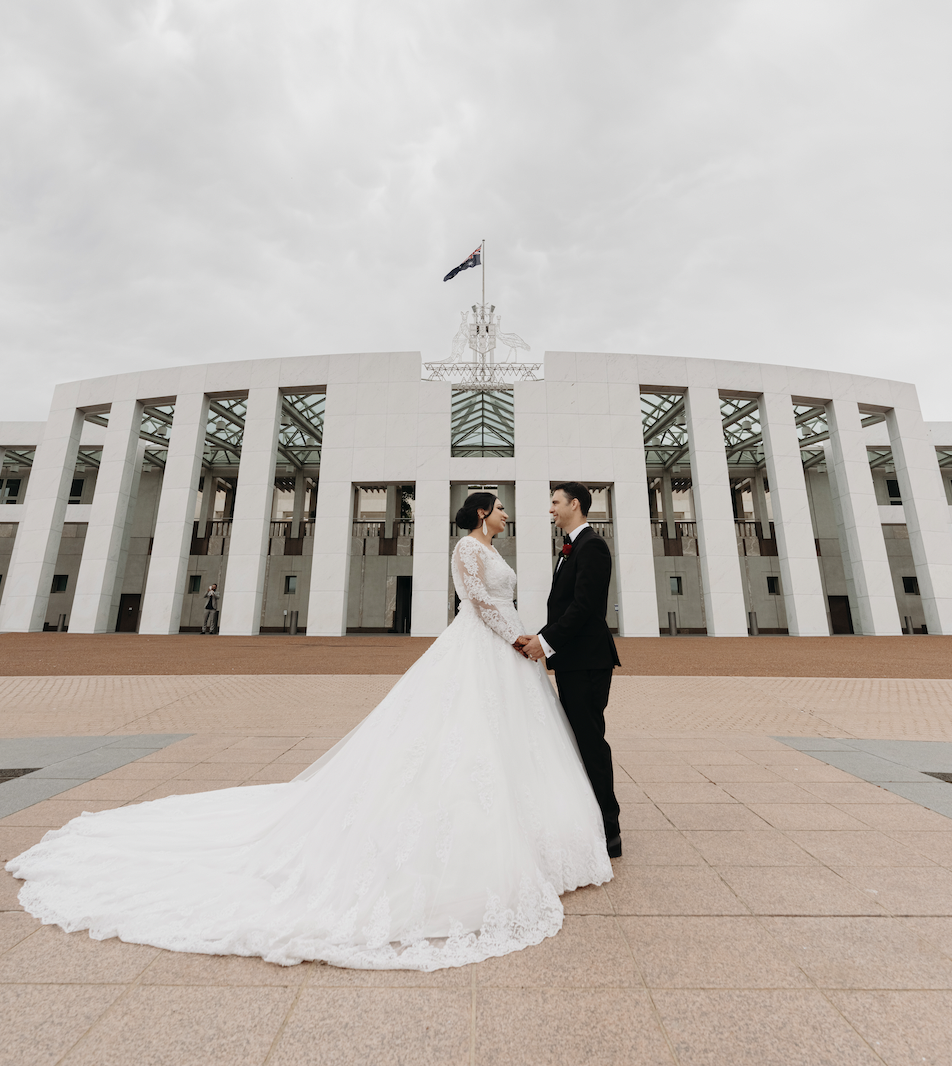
[58,985,295,1066]
[612,831,705,866]
[831,866,952,915]
[715,866,888,916]
[683,830,820,867]
[0,984,124,1066]
[0,923,158,984]
[619,917,810,989]
[475,989,674,1066]
[604,866,749,916]
[746,803,873,831]
[762,916,952,989]
[826,990,952,1066]
[652,989,884,1066]
[475,915,640,988]
[785,830,937,867]
[268,988,471,1066]
[654,803,771,831]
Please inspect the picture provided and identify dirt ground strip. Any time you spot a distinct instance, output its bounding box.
[3,632,952,678]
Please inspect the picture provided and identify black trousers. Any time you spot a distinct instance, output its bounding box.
[554,668,620,840]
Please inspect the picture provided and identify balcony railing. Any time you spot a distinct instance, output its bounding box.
[353,520,415,538]
[450,520,516,538]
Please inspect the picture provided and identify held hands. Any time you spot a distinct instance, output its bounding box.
[515,634,546,662]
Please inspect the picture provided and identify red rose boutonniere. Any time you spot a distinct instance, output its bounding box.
[561,542,573,557]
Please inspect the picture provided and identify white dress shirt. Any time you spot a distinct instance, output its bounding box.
[538,522,590,659]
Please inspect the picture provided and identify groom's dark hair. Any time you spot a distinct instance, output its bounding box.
[552,482,592,517]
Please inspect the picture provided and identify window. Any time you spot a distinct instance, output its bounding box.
[669,576,683,596]
[767,576,781,595]
[188,575,202,593]
[50,574,68,593]
[284,575,297,595]
[886,478,902,505]
[902,576,920,595]
[2,478,21,504]
[68,478,84,504]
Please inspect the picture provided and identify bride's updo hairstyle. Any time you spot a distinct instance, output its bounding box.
[455,491,496,531]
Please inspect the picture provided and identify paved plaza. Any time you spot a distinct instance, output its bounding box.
[4,640,952,1063]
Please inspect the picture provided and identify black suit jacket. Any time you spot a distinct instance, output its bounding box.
[541,526,621,672]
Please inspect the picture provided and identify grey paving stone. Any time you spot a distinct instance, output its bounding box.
[774,737,856,752]
[878,783,952,819]
[0,778,88,818]
[813,752,924,782]
[0,734,192,818]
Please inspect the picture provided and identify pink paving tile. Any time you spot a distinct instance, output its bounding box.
[745,804,872,831]
[762,916,952,989]
[683,830,820,867]
[785,831,937,867]
[715,866,889,916]
[59,985,295,1066]
[604,866,749,916]
[268,988,471,1066]
[475,989,675,1066]
[0,984,124,1066]
[831,866,952,915]
[653,989,884,1065]
[827,991,952,1066]
[620,916,810,989]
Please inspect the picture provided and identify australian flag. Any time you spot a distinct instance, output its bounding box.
[443,246,481,282]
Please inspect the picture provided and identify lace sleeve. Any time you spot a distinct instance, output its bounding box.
[453,538,520,644]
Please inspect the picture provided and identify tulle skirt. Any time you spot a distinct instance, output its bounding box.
[7,602,612,969]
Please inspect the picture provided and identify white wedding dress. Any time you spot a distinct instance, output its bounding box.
[7,537,612,970]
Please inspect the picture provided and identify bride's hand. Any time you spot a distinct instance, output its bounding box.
[512,636,530,657]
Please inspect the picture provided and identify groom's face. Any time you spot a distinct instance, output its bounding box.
[549,490,577,529]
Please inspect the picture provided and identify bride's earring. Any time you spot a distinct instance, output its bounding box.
[482,518,488,536]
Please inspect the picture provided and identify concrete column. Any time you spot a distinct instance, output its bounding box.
[218,387,282,636]
[759,390,829,635]
[307,476,353,635]
[661,474,676,538]
[825,397,901,634]
[886,392,952,633]
[197,472,218,537]
[515,479,553,633]
[684,385,748,636]
[139,384,209,635]
[647,481,658,522]
[751,474,770,536]
[70,398,145,633]
[411,478,450,635]
[291,472,306,537]
[614,471,661,637]
[0,396,83,632]
[384,484,398,536]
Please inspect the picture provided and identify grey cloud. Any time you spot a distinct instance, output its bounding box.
[2,0,951,418]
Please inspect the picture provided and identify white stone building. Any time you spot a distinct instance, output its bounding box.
[1,349,951,639]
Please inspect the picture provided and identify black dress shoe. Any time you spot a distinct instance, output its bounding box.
[606,835,622,858]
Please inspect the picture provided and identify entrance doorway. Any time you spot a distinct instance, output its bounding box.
[392,576,412,634]
[116,594,141,632]
[828,595,853,635]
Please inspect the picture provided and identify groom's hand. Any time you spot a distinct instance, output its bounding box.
[519,635,545,663]
[512,636,530,657]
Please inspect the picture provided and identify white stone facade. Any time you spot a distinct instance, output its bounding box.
[1,351,951,638]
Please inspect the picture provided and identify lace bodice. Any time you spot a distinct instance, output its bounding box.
[451,537,519,644]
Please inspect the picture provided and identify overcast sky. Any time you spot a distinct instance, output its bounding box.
[3,0,951,422]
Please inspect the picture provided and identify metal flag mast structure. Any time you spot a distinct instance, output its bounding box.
[425,239,542,390]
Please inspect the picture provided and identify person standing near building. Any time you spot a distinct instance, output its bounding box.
[201,584,219,634]
[517,482,622,857]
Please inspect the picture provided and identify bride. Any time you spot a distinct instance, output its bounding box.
[7,492,613,971]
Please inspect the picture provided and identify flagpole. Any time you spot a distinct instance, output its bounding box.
[481,239,485,308]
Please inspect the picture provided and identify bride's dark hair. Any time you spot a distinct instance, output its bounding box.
[455,491,497,531]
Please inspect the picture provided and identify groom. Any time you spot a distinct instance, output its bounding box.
[517,482,623,858]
